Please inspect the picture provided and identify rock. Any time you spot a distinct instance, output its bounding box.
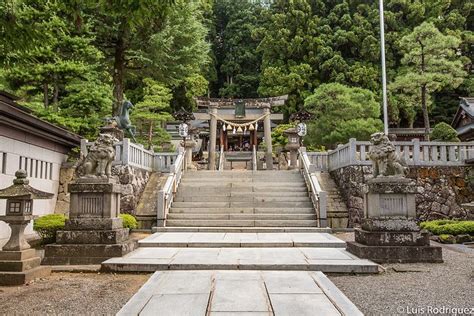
[455,234,472,244]
[438,234,456,244]
[440,205,450,215]
[59,167,75,185]
[122,184,134,196]
[55,200,70,214]
[431,202,441,213]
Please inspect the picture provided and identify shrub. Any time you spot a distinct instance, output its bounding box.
[120,214,138,229]
[33,214,66,244]
[420,220,474,236]
[431,122,460,142]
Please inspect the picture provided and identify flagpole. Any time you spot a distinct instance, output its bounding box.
[379,0,389,135]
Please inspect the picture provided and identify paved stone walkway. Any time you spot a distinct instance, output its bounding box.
[118,270,363,316]
[138,232,346,248]
[102,233,378,273]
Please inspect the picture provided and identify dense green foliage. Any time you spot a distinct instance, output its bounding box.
[33,214,67,244]
[305,83,383,148]
[420,220,474,236]
[431,122,460,142]
[1,0,472,148]
[119,214,138,229]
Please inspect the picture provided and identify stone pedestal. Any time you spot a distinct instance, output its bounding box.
[100,126,124,141]
[346,177,442,263]
[43,179,136,265]
[0,216,51,285]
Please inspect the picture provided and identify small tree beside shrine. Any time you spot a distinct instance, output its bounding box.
[132,78,173,149]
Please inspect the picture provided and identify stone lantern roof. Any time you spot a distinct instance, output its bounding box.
[0,170,53,200]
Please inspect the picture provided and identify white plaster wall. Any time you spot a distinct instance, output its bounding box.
[0,136,67,241]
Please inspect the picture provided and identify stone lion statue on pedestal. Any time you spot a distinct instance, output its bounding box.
[368,132,408,177]
[77,134,117,178]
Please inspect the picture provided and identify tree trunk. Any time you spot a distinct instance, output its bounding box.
[43,82,49,108]
[421,84,430,141]
[148,122,153,150]
[112,25,127,116]
[52,79,59,112]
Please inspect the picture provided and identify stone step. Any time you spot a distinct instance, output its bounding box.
[175,191,310,198]
[169,207,315,214]
[101,247,379,273]
[178,183,307,193]
[184,170,301,177]
[174,196,312,203]
[166,213,317,221]
[171,201,314,208]
[153,227,332,233]
[137,232,346,248]
[181,182,308,188]
[166,219,318,227]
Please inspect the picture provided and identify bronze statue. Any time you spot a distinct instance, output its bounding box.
[106,100,137,142]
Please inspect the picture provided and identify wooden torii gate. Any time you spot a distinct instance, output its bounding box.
[194,95,288,170]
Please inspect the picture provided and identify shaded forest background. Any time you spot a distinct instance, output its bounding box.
[0,0,472,148]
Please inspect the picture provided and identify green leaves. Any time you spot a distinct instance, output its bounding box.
[304,83,383,148]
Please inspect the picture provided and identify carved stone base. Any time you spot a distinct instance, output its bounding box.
[43,218,136,265]
[347,240,443,264]
[0,249,51,285]
[346,227,443,263]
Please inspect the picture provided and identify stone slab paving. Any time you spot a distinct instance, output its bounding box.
[102,247,378,273]
[117,270,363,316]
[138,232,346,248]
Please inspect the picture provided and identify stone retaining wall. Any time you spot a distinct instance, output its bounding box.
[330,165,473,227]
[55,164,150,215]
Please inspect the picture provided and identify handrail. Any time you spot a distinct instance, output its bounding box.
[299,147,327,227]
[307,138,474,172]
[156,147,185,227]
[218,146,225,171]
[252,145,257,171]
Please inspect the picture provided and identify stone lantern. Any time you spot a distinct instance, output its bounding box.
[284,127,301,169]
[0,169,52,285]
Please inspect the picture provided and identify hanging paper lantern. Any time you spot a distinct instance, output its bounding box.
[237,126,243,133]
[249,124,255,131]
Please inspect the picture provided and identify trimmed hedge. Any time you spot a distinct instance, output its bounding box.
[420,220,474,236]
[34,213,138,244]
[33,214,67,244]
[119,214,138,229]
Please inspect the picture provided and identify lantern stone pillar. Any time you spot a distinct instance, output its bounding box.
[0,170,52,285]
[209,105,218,170]
[263,104,273,170]
[284,127,301,169]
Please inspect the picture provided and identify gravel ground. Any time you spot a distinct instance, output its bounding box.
[330,232,474,316]
[0,272,150,315]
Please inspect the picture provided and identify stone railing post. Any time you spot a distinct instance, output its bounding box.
[349,138,357,165]
[122,138,130,165]
[412,139,420,165]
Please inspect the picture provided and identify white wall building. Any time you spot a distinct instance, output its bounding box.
[0,91,81,243]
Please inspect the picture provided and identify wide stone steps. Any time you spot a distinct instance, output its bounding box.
[137,232,345,248]
[166,213,316,221]
[171,201,314,208]
[102,245,378,273]
[166,219,318,227]
[153,227,332,233]
[174,196,312,202]
[175,191,310,198]
[169,207,315,214]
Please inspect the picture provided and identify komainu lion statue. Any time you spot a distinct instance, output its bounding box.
[77,134,117,178]
[368,132,408,177]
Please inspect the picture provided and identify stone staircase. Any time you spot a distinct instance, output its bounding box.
[316,172,349,228]
[102,170,378,274]
[165,170,318,228]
